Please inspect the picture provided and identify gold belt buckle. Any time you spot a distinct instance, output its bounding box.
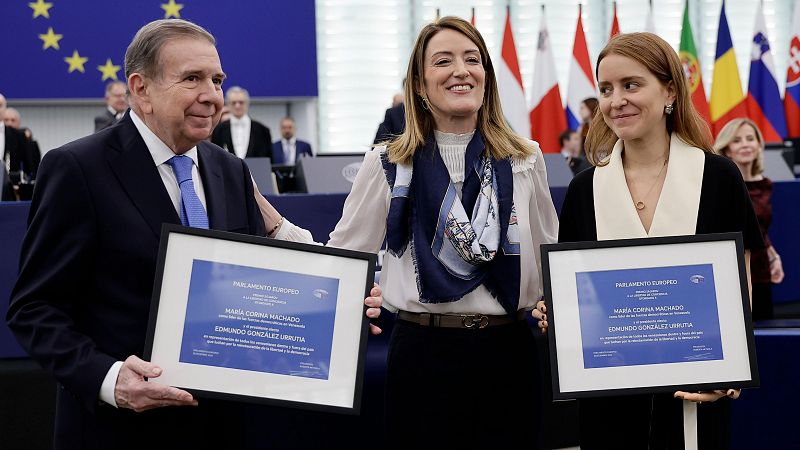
[461,314,489,329]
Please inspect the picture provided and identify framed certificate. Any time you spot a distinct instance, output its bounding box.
[144,224,377,414]
[541,233,758,400]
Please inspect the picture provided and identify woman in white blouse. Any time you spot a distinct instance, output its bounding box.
[257,16,557,449]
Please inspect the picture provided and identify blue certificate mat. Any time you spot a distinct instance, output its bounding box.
[179,260,339,380]
[576,264,723,368]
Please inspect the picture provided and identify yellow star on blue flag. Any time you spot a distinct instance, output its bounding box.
[39,27,63,50]
[161,0,184,19]
[64,50,88,73]
[29,0,54,19]
[97,59,122,81]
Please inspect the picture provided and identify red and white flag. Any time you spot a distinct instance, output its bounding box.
[497,7,531,139]
[610,1,621,38]
[785,0,800,138]
[529,8,566,153]
[566,4,597,130]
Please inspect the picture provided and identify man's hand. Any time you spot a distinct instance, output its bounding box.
[114,355,198,412]
[365,283,383,335]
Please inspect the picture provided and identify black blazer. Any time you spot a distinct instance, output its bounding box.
[3,125,33,175]
[373,104,406,144]
[93,109,118,132]
[559,152,764,248]
[6,113,265,448]
[210,118,273,158]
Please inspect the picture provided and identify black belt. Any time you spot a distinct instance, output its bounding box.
[397,310,528,329]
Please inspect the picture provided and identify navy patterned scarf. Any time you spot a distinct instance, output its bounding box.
[382,131,521,315]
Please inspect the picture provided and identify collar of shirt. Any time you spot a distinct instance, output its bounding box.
[107,105,120,116]
[130,109,200,169]
[282,137,296,146]
[230,115,251,127]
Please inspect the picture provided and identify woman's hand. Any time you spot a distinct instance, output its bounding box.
[531,300,548,334]
[770,256,784,284]
[674,389,740,404]
[365,283,383,335]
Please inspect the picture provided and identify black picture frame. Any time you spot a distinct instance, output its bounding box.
[144,224,377,415]
[541,232,759,400]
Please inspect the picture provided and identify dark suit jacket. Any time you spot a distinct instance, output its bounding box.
[373,103,406,144]
[3,125,33,176]
[6,113,265,449]
[93,108,118,132]
[271,139,313,165]
[210,117,273,158]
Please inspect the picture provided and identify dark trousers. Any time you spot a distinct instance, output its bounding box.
[579,393,731,450]
[385,319,541,450]
[54,385,245,450]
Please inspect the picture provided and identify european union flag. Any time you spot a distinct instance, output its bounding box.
[0,0,317,99]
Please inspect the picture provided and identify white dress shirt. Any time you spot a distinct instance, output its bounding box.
[108,105,124,121]
[281,137,297,165]
[276,131,559,315]
[229,115,251,159]
[99,110,208,407]
[0,123,7,172]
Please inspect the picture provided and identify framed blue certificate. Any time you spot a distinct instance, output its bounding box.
[541,233,758,400]
[144,224,376,414]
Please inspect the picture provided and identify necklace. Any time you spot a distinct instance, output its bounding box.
[632,158,668,211]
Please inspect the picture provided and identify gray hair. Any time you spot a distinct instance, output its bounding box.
[125,19,215,80]
[225,86,250,103]
[5,107,20,120]
[104,80,126,95]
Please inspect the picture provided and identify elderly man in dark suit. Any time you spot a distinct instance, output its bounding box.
[0,94,34,198]
[94,80,128,132]
[6,19,317,449]
[4,107,42,179]
[210,86,272,159]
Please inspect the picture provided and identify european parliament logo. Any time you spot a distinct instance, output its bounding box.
[690,274,705,284]
[312,289,329,300]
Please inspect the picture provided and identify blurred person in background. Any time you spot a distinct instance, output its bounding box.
[94,81,128,131]
[211,86,272,159]
[271,116,312,165]
[714,118,783,320]
[4,107,42,178]
[559,128,590,175]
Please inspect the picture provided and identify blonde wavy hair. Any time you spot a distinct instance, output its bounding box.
[585,32,712,165]
[713,118,765,177]
[385,16,534,164]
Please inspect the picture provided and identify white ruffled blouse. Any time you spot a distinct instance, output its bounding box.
[276,131,559,314]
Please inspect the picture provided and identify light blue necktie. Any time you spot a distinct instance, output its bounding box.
[166,155,209,229]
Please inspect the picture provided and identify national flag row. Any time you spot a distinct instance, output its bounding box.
[491,1,800,153]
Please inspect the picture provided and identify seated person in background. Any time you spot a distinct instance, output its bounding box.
[211,86,272,159]
[94,81,128,132]
[4,107,42,178]
[272,116,312,165]
[559,128,591,175]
